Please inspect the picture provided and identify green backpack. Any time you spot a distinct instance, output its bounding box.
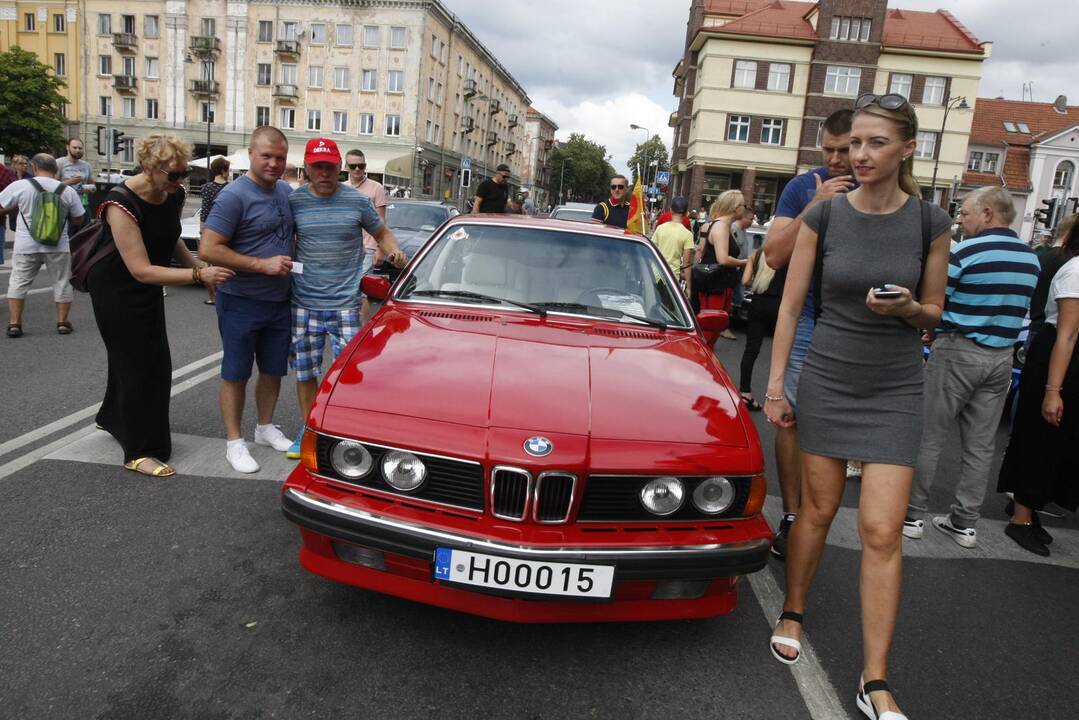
[20,178,68,246]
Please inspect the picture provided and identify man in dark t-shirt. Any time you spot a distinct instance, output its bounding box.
[472,163,511,213]
[592,174,631,228]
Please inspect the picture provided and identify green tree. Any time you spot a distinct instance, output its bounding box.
[628,134,670,187]
[549,133,618,204]
[0,47,68,157]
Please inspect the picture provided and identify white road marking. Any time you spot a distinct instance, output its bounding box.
[0,352,222,462]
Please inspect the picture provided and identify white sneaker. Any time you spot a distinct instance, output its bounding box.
[254,424,292,452]
[932,515,976,548]
[902,517,924,539]
[226,441,260,474]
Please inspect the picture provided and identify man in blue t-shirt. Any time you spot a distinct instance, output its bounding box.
[760,108,854,559]
[285,138,406,457]
[201,126,297,474]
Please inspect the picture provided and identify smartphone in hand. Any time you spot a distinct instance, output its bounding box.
[872,285,902,299]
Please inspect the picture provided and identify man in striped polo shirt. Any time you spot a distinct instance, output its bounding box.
[285,138,406,457]
[904,186,1041,548]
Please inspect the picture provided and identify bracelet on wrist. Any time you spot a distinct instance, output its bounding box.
[1045,385,1062,392]
[764,394,785,402]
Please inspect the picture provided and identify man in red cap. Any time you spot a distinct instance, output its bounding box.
[283,137,406,458]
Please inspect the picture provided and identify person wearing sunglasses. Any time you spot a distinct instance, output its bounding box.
[591,175,631,228]
[764,94,953,720]
[89,135,234,477]
[473,163,513,214]
[344,149,389,322]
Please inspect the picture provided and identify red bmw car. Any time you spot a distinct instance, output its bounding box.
[281,215,773,623]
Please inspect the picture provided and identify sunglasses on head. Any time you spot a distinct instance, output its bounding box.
[611,184,626,190]
[347,163,367,170]
[160,167,192,182]
[855,93,910,111]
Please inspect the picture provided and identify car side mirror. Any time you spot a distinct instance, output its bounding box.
[361,274,391,302]
[697,310,729,346]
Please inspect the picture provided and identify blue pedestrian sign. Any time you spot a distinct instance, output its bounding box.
[655,171,670,186]
[462,157,472,171]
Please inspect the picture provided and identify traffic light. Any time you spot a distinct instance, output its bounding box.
[94,126,106,155]
[460,168,471,188]
[111,129,127,155]
[947,200,959,218]
[1034,197,1058,228]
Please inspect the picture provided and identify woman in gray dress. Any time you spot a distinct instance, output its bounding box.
[763,95,952,720]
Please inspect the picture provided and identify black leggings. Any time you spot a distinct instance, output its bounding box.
[739,294,780,393]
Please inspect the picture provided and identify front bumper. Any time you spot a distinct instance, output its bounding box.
[282,487,771,581]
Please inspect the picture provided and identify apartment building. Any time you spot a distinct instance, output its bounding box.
[78,0,530,200]
[523,107,558,209]
[959,96,1079,241]
[0,0,82,129]
[670,0,989,218]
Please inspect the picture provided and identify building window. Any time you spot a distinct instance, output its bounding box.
[889,73,912,99]
[336,24,352,46]
[280,64,297,85]
[824,65,861,96]
[53,13,65,33]
[437,82,444,104]
[146,98,159,119]
[359,113,374,135]
[334,66,350,90]
[256,63,271,86]
[390,26,406,49]
[122,141,134,163]
[258,20,273,42]
[54,53,66,76]
[201,101,215,123]
[308,65,324,88]
[97,14,111,35]
[434,124,440,144]
[458,55,464,77]
[923,76,946,105]
[388,70,404,93]
[761,118,784,145]
[145,15,159,38]
[830,16,871,41]
[256,106,270,127]
[814,120,824,148]
[99,55,112,76]
[145,57,159,79]
[122,56,136,77]
[915,131,937,159]
[982,153,999,173]
[967,151,983,171]
[767,63,790,92]
[122,97,135,118]
[727,114,750,142]
[386,114,401,137]
[280,107,295,129]
[426,120,433,142]
[200,18,215,37]
[363,25,380,48]
[122,14,135,33]
[307,110,321,131]
[333,111,347,134]
[1016,122,1031,133]
[428,77,436,101]
[100,96,112,116]
[361,69,377,91]
[733,60,756,89]
[309,23,326,44]
[281,21,298,41]
[24,13,35,31]
[1054,161,1075,191]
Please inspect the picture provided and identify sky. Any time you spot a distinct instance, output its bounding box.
[443,0,1078,177]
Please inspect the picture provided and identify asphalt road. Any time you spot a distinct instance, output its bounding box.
[1,271,1076,719]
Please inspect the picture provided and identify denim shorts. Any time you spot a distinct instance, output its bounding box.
[216,292,291,382]
[784,313,815,411]
[290,306,361,382]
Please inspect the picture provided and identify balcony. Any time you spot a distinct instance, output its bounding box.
[486,130,497,146]
[112,33,137,52]
[507,113,519,128]
[189,36,220,58]
[505,142,517,154]
[112,75,137,92]
[489,99,501,115]
[191,79,220,97]
[273,83,299,100]
[463,79,477,98]
[275,39,301,56]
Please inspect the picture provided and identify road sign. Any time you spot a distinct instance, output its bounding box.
[462,157,472,171]
[655,171,670,185]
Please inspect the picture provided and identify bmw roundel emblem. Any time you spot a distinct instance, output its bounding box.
[524,436,553,457]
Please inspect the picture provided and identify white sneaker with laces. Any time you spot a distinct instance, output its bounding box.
[226,441,260,474]
[902,517,923,539]
[932,515,976,548]
[254,424,292,452]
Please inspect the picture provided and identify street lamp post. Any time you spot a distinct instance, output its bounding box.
[930,96,969,206]
[559,157,571,204]
[629,123,650,188]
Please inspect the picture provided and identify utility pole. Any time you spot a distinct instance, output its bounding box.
[106,104,112,179]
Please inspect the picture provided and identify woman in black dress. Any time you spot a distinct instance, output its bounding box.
[695,189,748,336]
[89,135,234,477]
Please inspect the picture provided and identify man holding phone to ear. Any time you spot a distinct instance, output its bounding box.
[760,108,855,559]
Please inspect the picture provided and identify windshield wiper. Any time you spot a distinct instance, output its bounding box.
[532,302,668,330]
[408,290,546,316]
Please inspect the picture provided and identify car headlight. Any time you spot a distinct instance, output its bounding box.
[382,451,426,492]
[692,477,735,515]
[639,477,685,516]
[330,440,373,479]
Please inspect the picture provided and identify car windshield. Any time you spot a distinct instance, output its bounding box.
[552,208,594,222]
[395,224,691,328]
[387,203,448,232]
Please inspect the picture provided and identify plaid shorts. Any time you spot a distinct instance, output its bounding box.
[290,306,361,382]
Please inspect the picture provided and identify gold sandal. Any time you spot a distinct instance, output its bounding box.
[124,457,176,477]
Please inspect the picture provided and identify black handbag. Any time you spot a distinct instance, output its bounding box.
[692,262,739,293]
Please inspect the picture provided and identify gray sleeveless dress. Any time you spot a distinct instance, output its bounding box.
[796,196,952,467]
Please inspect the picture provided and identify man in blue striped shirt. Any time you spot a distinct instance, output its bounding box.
[905,186,1041,548]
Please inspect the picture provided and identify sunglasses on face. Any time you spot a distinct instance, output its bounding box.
[855,93,910,111]
[611,184,626,190]
[347,163,367,170]
[159,167,192,182]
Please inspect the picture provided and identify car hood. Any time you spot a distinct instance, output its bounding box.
[327,306,747,447]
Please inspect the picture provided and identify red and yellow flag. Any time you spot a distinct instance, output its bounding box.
[625,176,647,236]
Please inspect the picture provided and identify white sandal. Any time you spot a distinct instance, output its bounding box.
[769,610,803,665]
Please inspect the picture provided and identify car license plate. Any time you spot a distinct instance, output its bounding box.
[433,548,614,599]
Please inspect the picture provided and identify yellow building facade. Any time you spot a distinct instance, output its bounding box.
[0,0,82,129]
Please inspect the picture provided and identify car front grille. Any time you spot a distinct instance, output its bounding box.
[534,473,575,523]
[578,475,753,522]
[491,467,531,521]
[315,435,484,511]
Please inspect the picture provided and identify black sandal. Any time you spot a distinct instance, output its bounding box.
[769,610,803,665]
[856,677,907,720]
[7,323,22,338]
[741,394,762,411]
